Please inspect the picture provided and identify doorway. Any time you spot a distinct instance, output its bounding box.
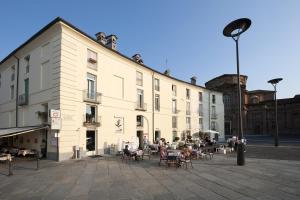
[137,131,143,149]
[154,130,161,142]
[86,131,96,156]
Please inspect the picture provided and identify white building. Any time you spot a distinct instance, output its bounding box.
[0,17,224,161]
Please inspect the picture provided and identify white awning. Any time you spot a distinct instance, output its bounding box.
[0,126,48,138]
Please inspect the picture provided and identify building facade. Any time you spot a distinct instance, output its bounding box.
[0,18,224,161]
[206,74,300,136]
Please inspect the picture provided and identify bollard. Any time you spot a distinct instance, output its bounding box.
[8,159,13,176]
[36,152,40,170]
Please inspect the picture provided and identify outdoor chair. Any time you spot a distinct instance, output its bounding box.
[121,151,135,162]
[180,155,193,169]
[142,148,151,160]
[159,149,168,166]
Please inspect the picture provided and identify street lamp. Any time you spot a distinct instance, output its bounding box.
[268,78,283,147]
[223,18,251,166]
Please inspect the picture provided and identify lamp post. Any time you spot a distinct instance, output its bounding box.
[223,18,251,166]
[268,78,283,147]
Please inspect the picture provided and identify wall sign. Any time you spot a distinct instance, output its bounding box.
[114,116,124,133]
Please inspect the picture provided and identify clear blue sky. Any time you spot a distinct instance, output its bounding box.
[1,0,299,98]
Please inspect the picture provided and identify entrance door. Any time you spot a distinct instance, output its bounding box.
[137,131,143,149]
[86,131,96,156]
[154,130,161,142]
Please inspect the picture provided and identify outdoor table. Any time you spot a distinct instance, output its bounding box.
[166,151,181,167]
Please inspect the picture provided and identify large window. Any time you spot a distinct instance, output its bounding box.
[186,117,191,129]
[137,115,143,127]
[198,104,203,116]
[199,118,203,131]
[87,73,96,100]
[137,89,144,108]
[155,94,160,111]
[172,84,177,96]
[211,106,216,118]
[186,88,190,100]
[199,92,203,102]
[87,49,97,69]
[154,78,160,91]
[172,116,177,128]
[212,94,216,104]
[24,55,30,74]
[223,94,231,105]
[186,102,191,115]
[86,105,96,123]
[24,78,29,98]
[11,66,15,82]
[136,71,143,86]
[172,99,177,114]
[211,121,217,131]
[10,85,14,100]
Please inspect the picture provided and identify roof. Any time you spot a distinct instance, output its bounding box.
[0,17,219,92]
[205,74,248,85]
[0,126,48,138]
[247,90,274,94]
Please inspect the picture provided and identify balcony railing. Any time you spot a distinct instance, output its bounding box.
[186,110,191,115]
[211,113,218,119]
[18,93,28,106]
[199,111,203,117]
[83,115,101,127]
[135,102,147,111]
[83,90,102,104]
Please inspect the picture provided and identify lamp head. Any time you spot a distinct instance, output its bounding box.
[223,18,251,38]
[268,78,283,85]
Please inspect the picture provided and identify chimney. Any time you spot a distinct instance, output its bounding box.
[164,69,170,76]
[105,34,118,50]
[191,76,197,85]
[132,54,144,64]
[95,32,107,45]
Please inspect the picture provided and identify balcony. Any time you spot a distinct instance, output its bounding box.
[18,93,28,106]
[211,113,218,119]
[83,115,101,127]
[83,90,102,104]
[135,102,147,111]
[186,110,191,115]
[199,111,203,117]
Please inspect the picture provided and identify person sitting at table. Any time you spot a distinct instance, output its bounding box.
[123,145,137,160]
[181,148,191,159]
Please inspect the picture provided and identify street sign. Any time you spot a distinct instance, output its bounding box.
[51,117,61,130]
[50,109,61,118]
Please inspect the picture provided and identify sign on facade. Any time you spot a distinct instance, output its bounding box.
[114,116,124,133]
[51,118,61,130]
[50,109,61,118]
[50,109,61,130]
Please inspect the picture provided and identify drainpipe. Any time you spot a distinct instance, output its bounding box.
[13,55,20,127]
[152,72,155,143]
[208,91,211,130]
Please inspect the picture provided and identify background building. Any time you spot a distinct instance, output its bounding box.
[0,17,224,161]
[206,74,300,136]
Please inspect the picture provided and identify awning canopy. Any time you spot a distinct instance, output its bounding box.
[0,126,48,138]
